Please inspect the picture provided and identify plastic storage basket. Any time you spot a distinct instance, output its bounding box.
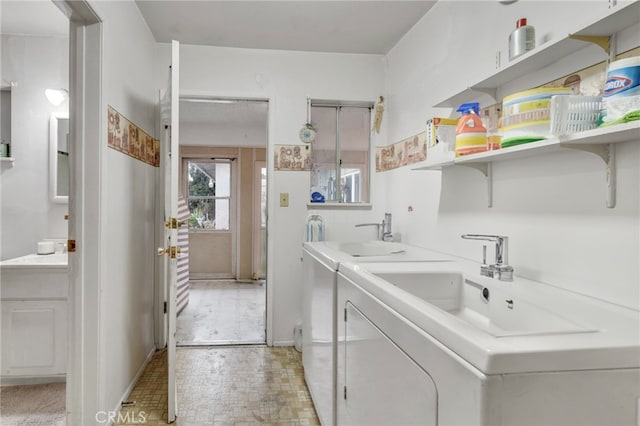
[550,95,602,135]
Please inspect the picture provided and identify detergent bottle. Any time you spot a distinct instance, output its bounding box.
[455,102,487,156]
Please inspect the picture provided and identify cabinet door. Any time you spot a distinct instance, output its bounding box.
[341,302,437,425]
[1,300,67,376]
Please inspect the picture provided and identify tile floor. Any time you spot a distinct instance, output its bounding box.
[177,281,266,345]
[117,346,319,425]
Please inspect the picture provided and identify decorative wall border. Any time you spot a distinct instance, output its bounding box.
[274,144,311,171]
[375,131,427,172]
[108,105,160,167]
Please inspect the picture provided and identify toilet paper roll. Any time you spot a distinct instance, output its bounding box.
[37,241,55,255]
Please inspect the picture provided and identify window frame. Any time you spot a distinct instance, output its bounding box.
[184,158,234,232]
[310,100,373,205]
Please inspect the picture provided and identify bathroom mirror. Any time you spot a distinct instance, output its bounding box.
[49,112,69,203]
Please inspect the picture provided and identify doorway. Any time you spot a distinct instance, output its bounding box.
[175,98,268,346]
[0,2,70,425]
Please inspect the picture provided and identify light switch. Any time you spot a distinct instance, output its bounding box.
[280,192,289,207]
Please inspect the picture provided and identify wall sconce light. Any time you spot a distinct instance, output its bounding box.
[45,88,68,106]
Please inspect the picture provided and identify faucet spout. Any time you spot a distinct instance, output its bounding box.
[461,234,513,281]
[355,213,393,241]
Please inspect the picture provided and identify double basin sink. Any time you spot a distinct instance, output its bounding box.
[329,240,589,338]
[327,240,639,374]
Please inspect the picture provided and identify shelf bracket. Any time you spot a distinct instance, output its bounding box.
[562,143,616,208]
[568,34,610,54]
[470,87,498,102]
[458,162,493,208]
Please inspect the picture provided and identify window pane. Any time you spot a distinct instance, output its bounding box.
[187,159,231,231]
[340,107,369,203]
[310,106,338,202]
[188,198,215,229]
[188,161,231,197]
[188,162,215,196]
[187,198,229,230]
[215,162,231,197]
[310,105,370,203]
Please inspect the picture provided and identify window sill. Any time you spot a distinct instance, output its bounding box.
[306,202,372,210]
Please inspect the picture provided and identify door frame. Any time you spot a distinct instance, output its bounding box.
[58,0,103,424]
[253,160,267,280]
[156,91,274,346]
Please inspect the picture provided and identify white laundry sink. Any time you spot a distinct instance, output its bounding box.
[373,271,593,337]
[337,260,640,375]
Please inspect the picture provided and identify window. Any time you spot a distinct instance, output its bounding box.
[310,103,371,203]
[186,159,231,230]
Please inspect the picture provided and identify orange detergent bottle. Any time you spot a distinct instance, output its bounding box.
[455,102,487,156]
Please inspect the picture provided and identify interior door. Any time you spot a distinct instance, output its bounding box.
[160,40,180,423]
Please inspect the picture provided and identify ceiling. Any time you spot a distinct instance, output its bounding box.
[135,1,436,55]
[1,1,436,131]
[1,1,436,55]
[0,1,68,37]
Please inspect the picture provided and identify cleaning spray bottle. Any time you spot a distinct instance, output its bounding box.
[455,102,487,157]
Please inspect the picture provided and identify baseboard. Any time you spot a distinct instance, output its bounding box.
[1,374,66,386]
[272,340,294,347]
[111,346,156,414]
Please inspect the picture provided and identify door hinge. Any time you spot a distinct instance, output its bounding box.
[164,217,184,229]
[67,239,76,253]
[164,301,167,314]
[344,386,347,400]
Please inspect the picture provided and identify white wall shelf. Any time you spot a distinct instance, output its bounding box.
[0,157,15,165]
[433,1,640,108]
[414,121,640,208]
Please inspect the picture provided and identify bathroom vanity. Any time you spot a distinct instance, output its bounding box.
[1,253,68,383]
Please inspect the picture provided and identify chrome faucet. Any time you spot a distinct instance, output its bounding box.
[461,234,513,281]
[356,213,393,241]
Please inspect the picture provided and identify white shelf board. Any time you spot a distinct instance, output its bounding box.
[412,121,639,168]
[0,157,15,163]
[434,0,640,108]
[411,157,455,171]
[455,139,564,164]
[558,120,640,145]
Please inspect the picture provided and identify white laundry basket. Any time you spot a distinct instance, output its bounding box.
[550,95,602,135]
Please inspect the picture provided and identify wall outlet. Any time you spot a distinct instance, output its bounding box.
[280,192,289,207]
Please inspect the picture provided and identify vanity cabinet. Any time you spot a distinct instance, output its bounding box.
[1,300,67,377]
[1,265,68,381]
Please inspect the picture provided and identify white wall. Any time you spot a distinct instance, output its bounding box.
[0,34,69,260]
[157,44,386,344]
[382,1,639,310]
[88,0,158,413]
